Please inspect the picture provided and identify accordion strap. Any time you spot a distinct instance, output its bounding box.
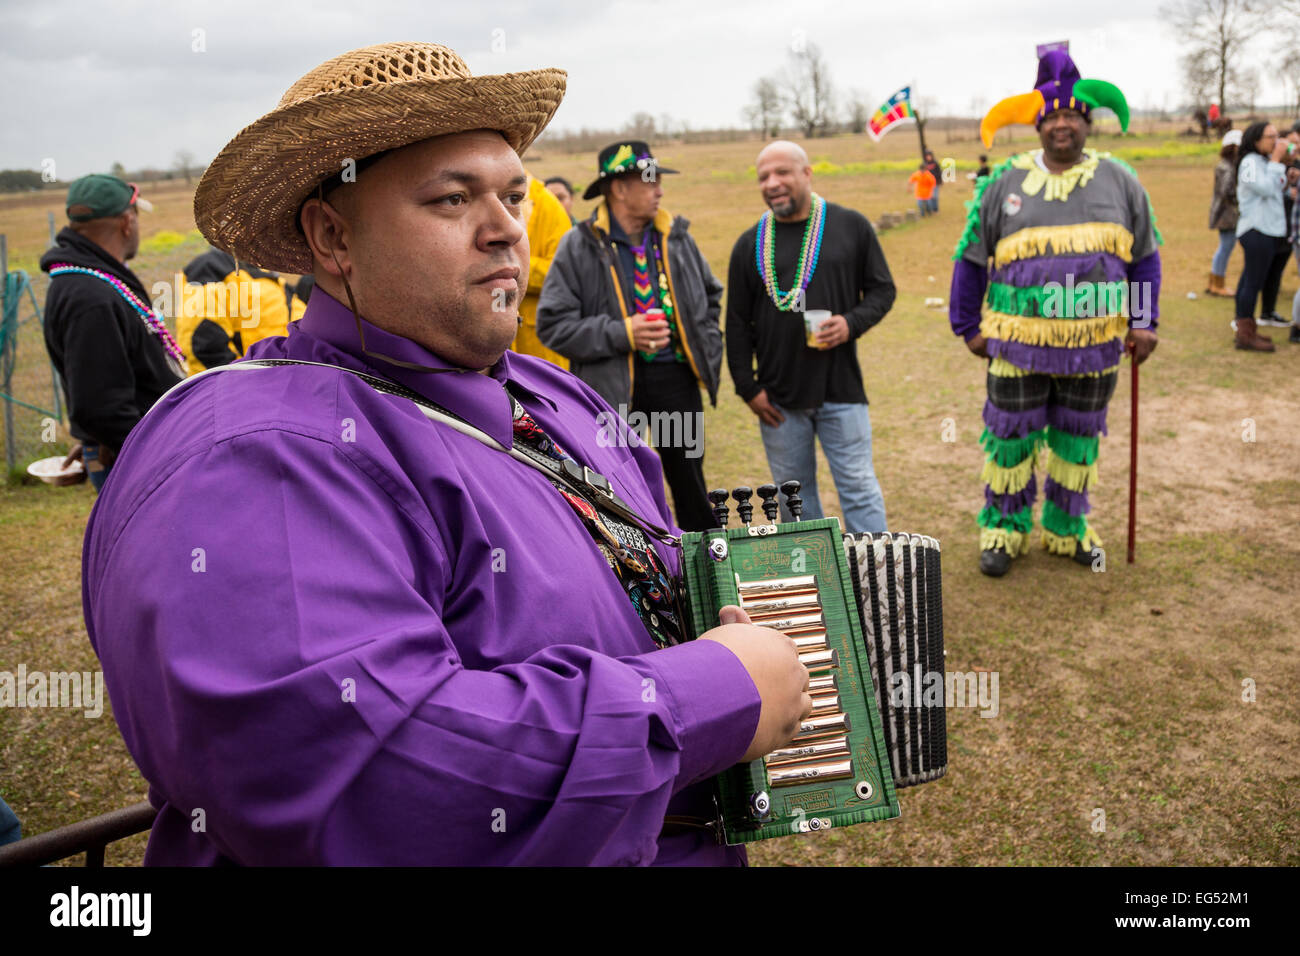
[225,359,682,547]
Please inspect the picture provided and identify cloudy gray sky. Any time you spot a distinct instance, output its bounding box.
[0,0,1290,178]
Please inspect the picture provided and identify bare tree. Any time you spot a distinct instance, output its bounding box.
[1162,0,1266,113]
[624,112,656,140]
[1280,50,1300,117]
[1238,68,1260,114]
[743,76,784,139]
[1274,1,1300,115]
[843,87,872,135]
[782,42,836,139]
[174,150,195,185]
[1179,49,1218,111]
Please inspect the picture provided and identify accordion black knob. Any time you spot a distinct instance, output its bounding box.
[780,479,803,521]
[732,486,754,525]
[707,488,730,528]
[757,484,779,523]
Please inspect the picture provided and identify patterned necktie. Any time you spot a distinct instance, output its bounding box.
[629,229,686,364]
[506,386,683,647]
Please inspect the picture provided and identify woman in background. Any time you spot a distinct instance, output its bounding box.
[1233,121,1290,352]
[1206,129,1239,298]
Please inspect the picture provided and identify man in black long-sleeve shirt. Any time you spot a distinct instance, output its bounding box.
[726,141,896,532]
[40,175,183,490]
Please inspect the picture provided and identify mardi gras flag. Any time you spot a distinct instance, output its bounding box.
[867,87,916,142]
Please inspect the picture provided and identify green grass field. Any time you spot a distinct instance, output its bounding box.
[1,126,1297,865]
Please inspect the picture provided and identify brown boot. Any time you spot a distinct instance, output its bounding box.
[1234,317,1276,351]
[1207,273,1233,297]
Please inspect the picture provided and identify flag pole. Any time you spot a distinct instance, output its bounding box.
[914,85,928,159]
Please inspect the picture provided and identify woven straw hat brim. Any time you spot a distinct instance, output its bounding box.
[194,68,566,274]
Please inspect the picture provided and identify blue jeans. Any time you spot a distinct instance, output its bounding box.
[916,199,929,217]
[927,184,939,214]
[83,441,109,492]
[1211,228,1236,275]
[758,401,888,534]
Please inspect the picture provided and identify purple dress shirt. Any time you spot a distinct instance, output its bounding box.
[83,289,761,865]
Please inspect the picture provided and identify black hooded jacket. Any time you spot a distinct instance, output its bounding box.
[40,228,183,450]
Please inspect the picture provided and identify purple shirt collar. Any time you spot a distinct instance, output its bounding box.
[292,287,557,449]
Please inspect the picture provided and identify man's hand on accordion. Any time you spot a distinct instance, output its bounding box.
[701,605,815,763]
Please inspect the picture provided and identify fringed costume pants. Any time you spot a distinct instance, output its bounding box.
[977,358,1119,557]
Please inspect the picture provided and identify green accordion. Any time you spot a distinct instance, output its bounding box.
[681,517,908,845]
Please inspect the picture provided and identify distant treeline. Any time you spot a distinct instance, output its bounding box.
[0,170,53,192]
[0,165,205,194]
[532,116,988,157]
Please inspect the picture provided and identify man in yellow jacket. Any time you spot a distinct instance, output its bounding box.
[176,246,307,375]
[510,173,572,370]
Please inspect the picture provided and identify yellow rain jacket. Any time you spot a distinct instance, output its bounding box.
[176,247,306,376]
[510,175,572,370]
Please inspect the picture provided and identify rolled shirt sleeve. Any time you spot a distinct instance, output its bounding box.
[85,418,760,866]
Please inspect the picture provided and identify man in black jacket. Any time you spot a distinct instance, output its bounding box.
[537,141,723,532]
[40,175,184,490]
[727,141,895,533]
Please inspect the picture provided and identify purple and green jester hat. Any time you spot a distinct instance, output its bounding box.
[980,49,1129,148]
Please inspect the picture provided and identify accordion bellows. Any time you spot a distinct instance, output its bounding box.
[846,533,948,789]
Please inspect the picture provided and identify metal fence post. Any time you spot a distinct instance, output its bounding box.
[2,233,16,474]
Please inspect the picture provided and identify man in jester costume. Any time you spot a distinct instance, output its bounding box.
[949,50,1160,577]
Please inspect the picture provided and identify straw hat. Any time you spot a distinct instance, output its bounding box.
[194,42,566,273]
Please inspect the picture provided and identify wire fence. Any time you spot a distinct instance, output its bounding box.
[1,224,213,479]
[2,233,66,476]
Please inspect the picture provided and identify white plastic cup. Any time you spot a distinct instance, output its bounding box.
[804,309,832,348]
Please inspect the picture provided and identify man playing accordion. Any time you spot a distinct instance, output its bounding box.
[81,42,811,866]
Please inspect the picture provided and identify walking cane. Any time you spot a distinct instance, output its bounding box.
[1127,349,1138,564]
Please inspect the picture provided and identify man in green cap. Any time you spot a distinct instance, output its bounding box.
[40,174,184,490]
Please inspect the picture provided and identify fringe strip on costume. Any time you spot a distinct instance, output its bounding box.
[1041,524,1103,556]
[1045,426,1099,465]
[980,526,1033,557]
[986,338,1125,377]
[978,503,1033,534]
[1013,150,1101,201]
[1043,475,1090,516]
[1045,447,1098,492]
[980,311,1130,349]
[985,280,1129,319]
[953,155,1018,262]
[988,356,1122,379]
[1041,499,1087,539]
[986,474,1039,515]
[981,454,1035,495]
[1047,404,1109,437]
[992,222,1136,269]
[993,252,1130,288]
[983,400,1048,438]
[980,426,1045,466]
